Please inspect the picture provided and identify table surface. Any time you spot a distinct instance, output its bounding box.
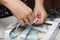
[0,16,60,40]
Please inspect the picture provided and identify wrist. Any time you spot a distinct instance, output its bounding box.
[35,0,44,6]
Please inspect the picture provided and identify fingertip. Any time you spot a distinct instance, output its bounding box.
[19,19,25,26]
[19,23,24,26]
[34,19,44,25]
[34,22,43,25]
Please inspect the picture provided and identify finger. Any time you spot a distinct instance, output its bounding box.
[18,19,25,26]
[27,16,32,23]
[34,10,41,16]
[35,16,45,24]
[31,13,36,22]
[23,17,29,24]
[28,13,35,23]
[34,11,38,17]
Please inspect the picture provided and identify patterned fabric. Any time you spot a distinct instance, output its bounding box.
[0,4,12,18]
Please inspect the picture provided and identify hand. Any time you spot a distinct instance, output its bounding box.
[34,4,48,24]
[2,0,35,26]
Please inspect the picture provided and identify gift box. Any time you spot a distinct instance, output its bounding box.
[4,18,60,40]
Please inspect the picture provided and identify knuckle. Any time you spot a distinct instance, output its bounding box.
[29,9,32,12]
[46,14,48,17]
[28,9,32,14]
[25,10,32,16]
[21,15,26,18]
[29,10,32,14]
[45,13,48,17]
[28,8,32,12]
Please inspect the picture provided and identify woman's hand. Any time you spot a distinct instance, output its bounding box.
[1,0,35,26]
[34,0,48,24]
